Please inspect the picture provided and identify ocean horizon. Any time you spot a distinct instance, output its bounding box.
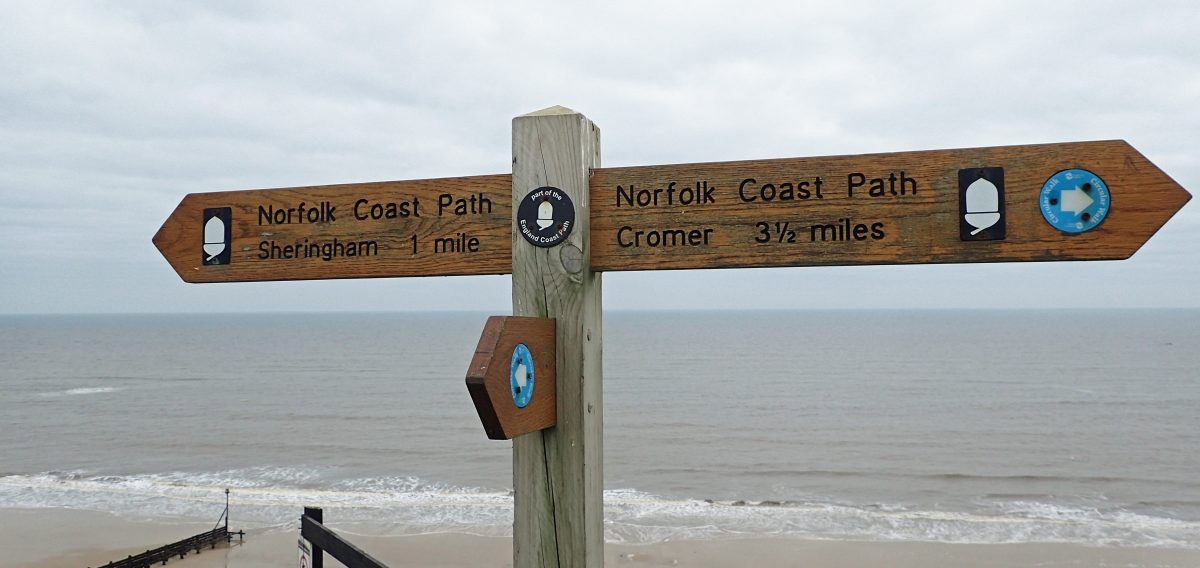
[1,309,1197,548]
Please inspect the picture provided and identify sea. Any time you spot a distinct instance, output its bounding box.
[0,310,1197,548]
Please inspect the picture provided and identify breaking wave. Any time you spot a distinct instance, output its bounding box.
[38,387,124,397]
[0,470,1196,548]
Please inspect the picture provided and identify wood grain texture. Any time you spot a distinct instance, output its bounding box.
[511,106,604,568]
[154,140,1190,282]
[153,175,511,282]
[589,140,1190,271]
[465,316,556,440]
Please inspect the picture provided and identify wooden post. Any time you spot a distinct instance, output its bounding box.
[511,106,603,567]
[304,507,323,568]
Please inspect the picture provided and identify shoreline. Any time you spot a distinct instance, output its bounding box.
[7,507,1200,568]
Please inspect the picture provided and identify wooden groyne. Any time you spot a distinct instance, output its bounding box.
[91,526,241,568]
[89,489,243,568]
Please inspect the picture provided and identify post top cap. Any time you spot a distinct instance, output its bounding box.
[520,105,579,117]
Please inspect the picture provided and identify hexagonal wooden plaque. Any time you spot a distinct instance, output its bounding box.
[465,316,556,440]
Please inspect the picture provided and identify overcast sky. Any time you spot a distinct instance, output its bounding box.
[2,1,1197,314]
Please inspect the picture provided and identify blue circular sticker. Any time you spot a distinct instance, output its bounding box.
[510,343,535,408]
[1039,169,1111,234]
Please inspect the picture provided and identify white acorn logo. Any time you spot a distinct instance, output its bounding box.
[964,178,1001,235]
[536,199,554,230]
[203,215,227,262]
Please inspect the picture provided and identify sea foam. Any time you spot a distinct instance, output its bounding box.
[1,470,1196,548]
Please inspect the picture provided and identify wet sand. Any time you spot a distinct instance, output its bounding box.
[7,508,1200,568]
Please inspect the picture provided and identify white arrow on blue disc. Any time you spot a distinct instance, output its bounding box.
[1039,169,1111,234]
[1060,186,1095,215]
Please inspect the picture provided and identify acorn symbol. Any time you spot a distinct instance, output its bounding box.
[963,177,1001,235]
[203,215,227,262]
[536,199,554,230]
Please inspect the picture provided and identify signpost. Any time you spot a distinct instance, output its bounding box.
[154,107,1192,568]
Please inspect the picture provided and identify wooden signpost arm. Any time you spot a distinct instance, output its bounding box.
[153,141,1188,283]
[511,106,604,568]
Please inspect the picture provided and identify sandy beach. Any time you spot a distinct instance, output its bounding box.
[7,508,1200,568]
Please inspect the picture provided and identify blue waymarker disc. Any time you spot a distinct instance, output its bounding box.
[1039,169,1111,234]
[510,343,534,408]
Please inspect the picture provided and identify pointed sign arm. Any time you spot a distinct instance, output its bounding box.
[153,140,1190,282]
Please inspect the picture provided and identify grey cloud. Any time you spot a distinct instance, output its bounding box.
[1,0,1197,313]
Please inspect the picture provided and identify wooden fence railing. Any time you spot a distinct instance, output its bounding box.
[300,507,389,568]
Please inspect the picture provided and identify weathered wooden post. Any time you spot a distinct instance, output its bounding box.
[510,106,604,567]
[304,507,323,568]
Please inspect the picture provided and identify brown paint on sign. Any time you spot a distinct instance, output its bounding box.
[153,174,512,282]
[154,141,1190,282]
[466,316,556,440]
[589,140,1190,271]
